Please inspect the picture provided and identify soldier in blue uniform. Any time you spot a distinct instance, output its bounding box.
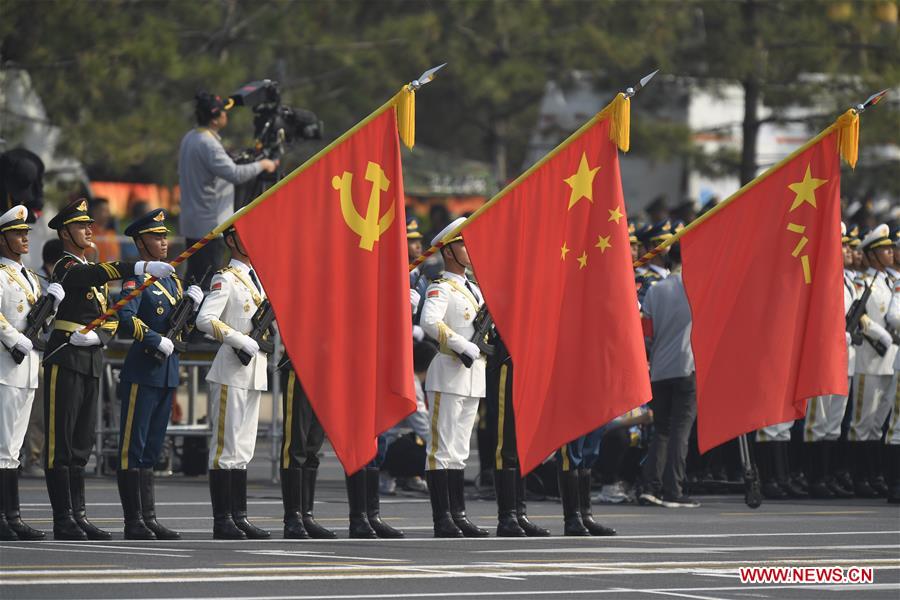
[115,209,203,539]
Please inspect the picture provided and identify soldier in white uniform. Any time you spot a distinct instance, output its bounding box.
[195,226,271,539]
[0,206,63,540]
[849,224,896,497]
[883,226,899,503]
[802,222,856,498]
[420,217,489,538]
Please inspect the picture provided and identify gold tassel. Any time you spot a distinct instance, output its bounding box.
[394,86,416,150]
[835,108,859,169]
[608,93,631,153]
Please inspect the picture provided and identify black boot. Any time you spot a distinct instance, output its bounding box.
[851,443,878,498]
[822,443,853,498]
[515,472,549,537]
[70,466,112,540]
[776,442,806,498]
[578,469,616,536]
[116,470,155,540]
[45,467,85,540]
[230,470,270,539]
[301,467,336,539]
[280,469,309,539]
[806,443,835,499]
[426,470,462,538]
[0,469,18,540]
[209,469,246,539]
[448,469,489,537]
[557,463,589,536]
[346,470,376,539]
[494,468,525,537]
[757,443,788,499]
[886,444,900,504]
[869,441,888,496]
[139,469,180,539]
[365,468,404,538]
[3,469,43,540]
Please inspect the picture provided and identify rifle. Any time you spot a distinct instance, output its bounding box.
[846,277,889,357]
[235,299,276,366]
[8,294,55,364]
[456,304,495,368]
[146,268,209,363]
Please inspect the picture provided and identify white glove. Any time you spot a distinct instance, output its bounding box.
[70,330,101,347]
[240,335,260,357]
[873,327,893,349]
[136,260,175,279]
[409,288,421,309]
[460,339,481,361]
[412,324,425,342]
[186,285,204,309]
[13,334,33,355]
[845,331,852,346]
[46,282,65,308]
[156,336,174,357]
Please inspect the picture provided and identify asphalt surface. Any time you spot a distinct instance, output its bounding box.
[1,454,899,600]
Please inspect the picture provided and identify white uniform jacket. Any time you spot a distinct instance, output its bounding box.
[856,269,898,376]
[0,258,43,388]
[195,259,268,391]
[420,272,486,398]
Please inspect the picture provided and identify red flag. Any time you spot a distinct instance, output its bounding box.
[235,109,416,474]
[463,105,651,474]
[681,131,847,452]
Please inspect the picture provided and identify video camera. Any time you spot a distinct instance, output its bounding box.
[229,79,324,164]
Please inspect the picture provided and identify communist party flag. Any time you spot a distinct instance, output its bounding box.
[463,95,651,474]
[680,114,856,452]
[234,107,415,474]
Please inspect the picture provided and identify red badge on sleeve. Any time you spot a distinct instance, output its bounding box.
[123,280,136,291]
[211,282,222,291]
[427,290,440,298]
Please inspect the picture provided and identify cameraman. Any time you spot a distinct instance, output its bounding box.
[177,92,277,287]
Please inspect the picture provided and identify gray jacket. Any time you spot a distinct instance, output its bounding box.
[177,128,262,238]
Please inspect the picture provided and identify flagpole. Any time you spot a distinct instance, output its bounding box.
[43,65,445,361]
[409,70,658,273]
[632,90,886,269]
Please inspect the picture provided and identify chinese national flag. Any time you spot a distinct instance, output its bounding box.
[681,131,847,452]
[234,109,416,474]
[463,108,651,474]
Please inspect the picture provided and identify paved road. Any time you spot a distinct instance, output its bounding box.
[2,463,898,600]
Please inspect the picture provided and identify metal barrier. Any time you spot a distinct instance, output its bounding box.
[93,336,283,481]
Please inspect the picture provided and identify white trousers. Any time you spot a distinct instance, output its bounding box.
[850,373,894,441]
[756,420,793,443]
[804,393,849,442]
[426,391,479,470]
[208,383,261,470]
[0,385,34,469]
[884,374,900,445]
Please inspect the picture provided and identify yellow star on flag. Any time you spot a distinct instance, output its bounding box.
[608,206,623,224]
[595,235,611,253]
[577,252,588,269]
[564,153,601,210]
[560,242,570,260]
[788,165,827,212]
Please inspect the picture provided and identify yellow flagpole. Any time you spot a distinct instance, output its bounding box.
[409,92,631,271]
[633,108,860,268]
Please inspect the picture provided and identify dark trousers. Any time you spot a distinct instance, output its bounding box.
[281,370,326,470]
[598,427,630,484]
[118,382,174,470]
[557,429,604,472]
[485,360,518,471]
[642,375,697,498]
[185,237,226,289]
[43,365,98,469]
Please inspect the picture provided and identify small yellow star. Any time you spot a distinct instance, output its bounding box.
[608,206,624,224]
[595,235,611,253]
[577,252,588,269]
[560,242,570,260]
[564,153,601,210]
[788,165,827,212]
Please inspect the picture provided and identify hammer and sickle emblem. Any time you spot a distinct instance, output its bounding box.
[331,161,396,251]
